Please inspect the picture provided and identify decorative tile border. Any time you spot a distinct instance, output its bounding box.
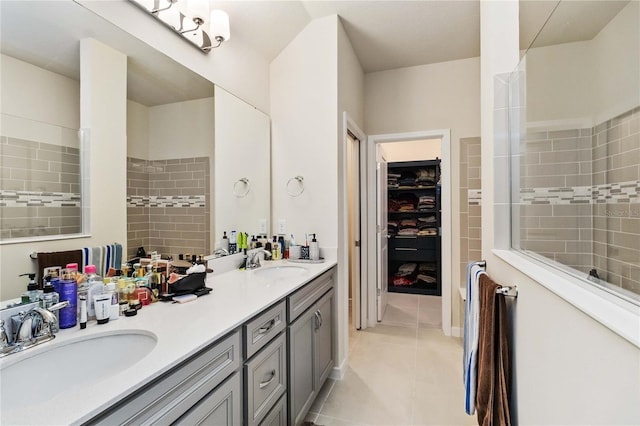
[0,190,81,207]
[127,195,206,208]
[467,180,639,206]
[520,180,639,205]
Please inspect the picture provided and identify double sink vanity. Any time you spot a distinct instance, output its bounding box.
[0,260,337,425]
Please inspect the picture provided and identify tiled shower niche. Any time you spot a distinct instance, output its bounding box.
[127,156,210,261]
[518,107,640,296]
[0,136,81,240]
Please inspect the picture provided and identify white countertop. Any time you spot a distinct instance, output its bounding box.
[0,259,336,425]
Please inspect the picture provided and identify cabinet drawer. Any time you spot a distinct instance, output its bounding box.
[390,235,439,250]
[244,333,287,426]
[89,330,241,426]
[288,269,334,322]
[174,371,242,426]
[244,300,286,359]
[259,394,287,426]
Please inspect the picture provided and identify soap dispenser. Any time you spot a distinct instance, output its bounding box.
[309,234,319,261]
[20,273,41,303]
[221,231,229,253]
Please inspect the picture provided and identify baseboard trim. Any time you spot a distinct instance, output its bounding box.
[330,356,348,380]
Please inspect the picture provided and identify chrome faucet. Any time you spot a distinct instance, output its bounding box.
[2,301,69,357]
[213,248,229,257]
[246,249,271,270]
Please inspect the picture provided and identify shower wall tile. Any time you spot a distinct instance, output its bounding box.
[126,156,210,260]
[0,137,81,239]
[518,107,640,296]
[460,137,482,286]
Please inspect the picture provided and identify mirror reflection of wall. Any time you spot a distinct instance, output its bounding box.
[1,2,83,241]
[125,62,214,260]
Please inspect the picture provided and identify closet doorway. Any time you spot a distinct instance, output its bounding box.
[366,130,452,335]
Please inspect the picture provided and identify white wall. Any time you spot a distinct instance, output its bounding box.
[78,0,270,114]
[126,100,149,159]
[380,139,442,162]
[337,17,365,375]
[148,98,214,161]
[364,57,481,329]
[1,54,80,134]
[270,15,339,249]
[526,0,639,126]
[481,2,640,424]
[0,39,128,300]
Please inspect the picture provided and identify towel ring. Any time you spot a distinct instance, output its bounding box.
[286,176,304,197]
[233,178,250,198]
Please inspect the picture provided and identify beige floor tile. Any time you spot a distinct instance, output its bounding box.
[319,366,414,425]
[411,380,477,426]
[354,324,418,347]
[388,292,421,309]
[309,378,337,414]
[380,302,419,327]
[314,413,369,425]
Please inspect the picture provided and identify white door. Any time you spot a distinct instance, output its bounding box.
[376,150,388,322]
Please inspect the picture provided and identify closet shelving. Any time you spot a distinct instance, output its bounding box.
[387,159,441,296]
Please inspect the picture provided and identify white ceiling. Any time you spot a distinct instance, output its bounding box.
[0,1,630,106]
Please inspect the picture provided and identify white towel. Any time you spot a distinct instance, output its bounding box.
[463,262,486,415]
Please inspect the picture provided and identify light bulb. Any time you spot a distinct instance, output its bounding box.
[209,9,230,42]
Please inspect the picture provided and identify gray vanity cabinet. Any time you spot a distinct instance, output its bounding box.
[174,371,242,425]
[287,268,335,426]
[88,331,242,426]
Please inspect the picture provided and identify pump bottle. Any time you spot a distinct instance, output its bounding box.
[310,234,320,261]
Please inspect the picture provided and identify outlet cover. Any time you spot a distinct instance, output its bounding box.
[258,219,267,235]
[278,219,286,234]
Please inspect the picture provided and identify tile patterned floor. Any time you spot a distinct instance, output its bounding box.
[305,293,477,426]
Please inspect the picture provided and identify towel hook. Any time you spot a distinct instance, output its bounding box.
[286,176,304,197]
[233,178,250,198]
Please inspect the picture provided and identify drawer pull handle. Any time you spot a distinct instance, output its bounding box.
[396,236,417,239]
[258,319,276,334]
[259,370,276,389]
[395,248,418,251]
[314,310,323,330]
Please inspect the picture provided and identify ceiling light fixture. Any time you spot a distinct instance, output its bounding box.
[129,0,230,53]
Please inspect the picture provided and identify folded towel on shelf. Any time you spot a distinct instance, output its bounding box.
[418,196,436,211]
[476,274,511,426]
[391,262,418,286]
[416,168,436,185]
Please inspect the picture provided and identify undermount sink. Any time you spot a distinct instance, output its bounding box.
[1,330,157,410]
[252,265,308,279]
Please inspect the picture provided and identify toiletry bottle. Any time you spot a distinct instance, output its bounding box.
[20,273,41,303]
[221,231,229,253]
[145,264,159,302]
[310,234,319,261]
[104,281,119,321]
[265,240,272,260]
[272,236,280,260]
[229,230,237,254]
[278,236,286,259]
[84,265,103,321]
[58,268,78,329]
[250,235,257,250]
[79,295,87,329]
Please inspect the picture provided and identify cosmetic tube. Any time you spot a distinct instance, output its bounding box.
[79,296,87,329]
[93,294,111,325]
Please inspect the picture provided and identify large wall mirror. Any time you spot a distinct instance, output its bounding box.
[0,1,270,289]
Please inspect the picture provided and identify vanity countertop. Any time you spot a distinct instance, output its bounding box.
[0,259,337,425]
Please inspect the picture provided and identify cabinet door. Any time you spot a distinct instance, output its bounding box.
[315,288,334,387]
[174,371,242,426]
[288,307,317,426]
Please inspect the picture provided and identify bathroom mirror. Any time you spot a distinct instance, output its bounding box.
[0,1,271,258]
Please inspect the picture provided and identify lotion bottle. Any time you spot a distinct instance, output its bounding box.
[310,233,319,261]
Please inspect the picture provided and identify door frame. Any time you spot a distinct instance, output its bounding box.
[340,112,368,349]
[365,129,452,336]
